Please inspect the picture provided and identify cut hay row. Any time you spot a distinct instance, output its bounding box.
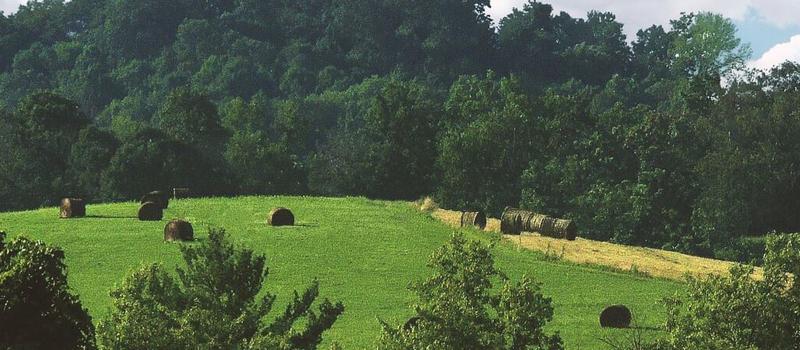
[429,208,764,281]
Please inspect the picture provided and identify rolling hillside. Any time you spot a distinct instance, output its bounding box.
[0,196,681,348]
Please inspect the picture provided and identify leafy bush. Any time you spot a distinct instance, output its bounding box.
[97,228,344,350]
[660,233,800,350]
[378,234,562,350]
[0,232,96,349]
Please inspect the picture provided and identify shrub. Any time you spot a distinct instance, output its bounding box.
[660,233,800,350]
[97,228,344,350]
[377,234,562,350]
[0,232,96,349]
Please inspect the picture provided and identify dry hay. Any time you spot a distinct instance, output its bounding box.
[140,191,169,209]
[267,207,295,226]
[600,305,632,328]
[430,208,765,281]
[432,209,465,228]
[59,198,86,219]
[138,201,163,221]
[460,211,487,230]
[164,219,194,242]
[417,196,439,212]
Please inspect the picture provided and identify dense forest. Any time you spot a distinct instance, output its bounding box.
[1,0,798,261]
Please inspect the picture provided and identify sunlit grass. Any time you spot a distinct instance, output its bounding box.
[0,196,681,348]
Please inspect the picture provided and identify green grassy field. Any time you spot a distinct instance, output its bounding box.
[0,196,682,349]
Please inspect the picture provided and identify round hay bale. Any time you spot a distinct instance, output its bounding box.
[138,201,163,221]
[526,214,547,232]
[59,198,86,219]
[500,207,524,235]
[554,219,577,241]
[519,211,578,240]
[460,211,487,230]
[267,207,294,226]
[164,220,194,242]
[600,305,632,328]
[140,191,169,209]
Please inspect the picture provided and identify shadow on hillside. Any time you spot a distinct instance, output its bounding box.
[85,215,138,219]
[260,222,319,228]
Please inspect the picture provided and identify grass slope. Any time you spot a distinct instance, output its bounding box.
[0,196,681,349]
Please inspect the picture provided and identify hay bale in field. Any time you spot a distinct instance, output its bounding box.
[501,207,526,234]
[502,208,578,240]
[138,201,163,221]
[59,198,86,219]
[529,216,576,240]
[267,207,294,226]
[600,305,632,328]
[460,211,487,230]
[553,219,577,241]
[140,191,169,209]
[164,219,194,242]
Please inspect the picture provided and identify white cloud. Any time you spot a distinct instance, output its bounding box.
[487,0,799,38]
[749,0,800,28]
[749,34,800,71]
[0,0,25,15]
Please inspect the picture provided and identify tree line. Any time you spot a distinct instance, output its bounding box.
[2,0,799,260]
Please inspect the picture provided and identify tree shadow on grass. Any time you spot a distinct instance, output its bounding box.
[85,215,138,220]
[257,222,319,228]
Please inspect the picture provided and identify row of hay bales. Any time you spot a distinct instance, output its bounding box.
[454,207,577,241]
[59,190,171,221]
[500,207,577,240]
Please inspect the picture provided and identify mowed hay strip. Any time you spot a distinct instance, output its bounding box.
[431,208,763,281]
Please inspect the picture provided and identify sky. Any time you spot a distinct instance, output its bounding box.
[2,0,799,71]
[485,0,800,71]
